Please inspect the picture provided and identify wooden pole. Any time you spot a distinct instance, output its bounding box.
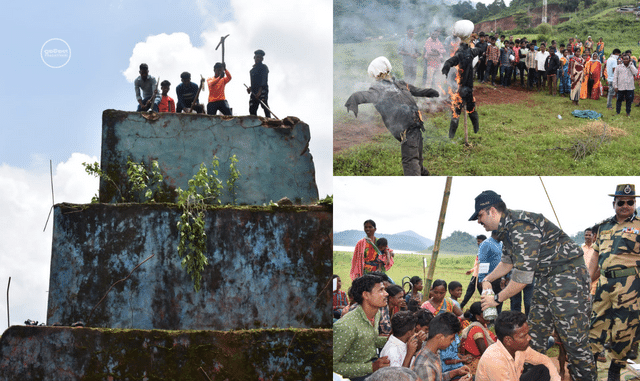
[463,103,469,145]
[424,177,453,293]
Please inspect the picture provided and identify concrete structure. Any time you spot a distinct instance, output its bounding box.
[47,203,332,330]
[0,109,330,379]
[100,110,319,205]
[0,326,331,380]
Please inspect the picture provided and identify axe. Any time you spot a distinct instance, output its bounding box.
[216,34,230,63]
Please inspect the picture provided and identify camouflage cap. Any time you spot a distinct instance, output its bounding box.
[608,184,639,197]
[469,190,503,221]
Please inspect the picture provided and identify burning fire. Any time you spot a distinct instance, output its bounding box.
[447,66,476,119]
[449,68,463,118]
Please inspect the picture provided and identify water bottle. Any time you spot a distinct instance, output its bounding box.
[482,289,498,321]
[557,114,562,120]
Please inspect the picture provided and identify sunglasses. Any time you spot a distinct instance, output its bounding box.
[617,200,636,207]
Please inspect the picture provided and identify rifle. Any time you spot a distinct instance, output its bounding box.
[185,75,205,113]
[144,77,160,111]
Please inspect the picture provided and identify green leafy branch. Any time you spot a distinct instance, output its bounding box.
[85,156,241,293]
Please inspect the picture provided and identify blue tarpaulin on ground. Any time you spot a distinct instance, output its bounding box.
[571,110,603,119]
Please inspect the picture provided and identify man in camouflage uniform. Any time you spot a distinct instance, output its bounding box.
[588,184,640,380]
[471,190,596,381]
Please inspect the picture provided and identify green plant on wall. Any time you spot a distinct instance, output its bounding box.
[85,155,242,293]
[227,154,241,205]
[126,159,164,202]
[175,157,225,292]
[83,159,166,203]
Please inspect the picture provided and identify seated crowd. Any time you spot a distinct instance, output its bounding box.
[333,273,560,381]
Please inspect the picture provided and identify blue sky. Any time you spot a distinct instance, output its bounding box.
[0,0,331,328]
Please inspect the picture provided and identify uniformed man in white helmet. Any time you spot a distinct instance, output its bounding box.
[345,56,439,176]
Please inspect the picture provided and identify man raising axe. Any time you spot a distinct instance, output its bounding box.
[207,34,233,115]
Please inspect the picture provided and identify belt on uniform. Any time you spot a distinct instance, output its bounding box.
[601,266,640,279]
[538,256,584,278]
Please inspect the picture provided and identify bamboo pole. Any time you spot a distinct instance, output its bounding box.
[424,177,453,293]
[463,103,469,145]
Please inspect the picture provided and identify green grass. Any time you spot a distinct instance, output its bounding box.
[334,250,517,311]
[335,59,640,175]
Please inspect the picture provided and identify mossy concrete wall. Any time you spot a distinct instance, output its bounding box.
[0,326,331,380]
[100,110,319,205]
[46,203,332,330]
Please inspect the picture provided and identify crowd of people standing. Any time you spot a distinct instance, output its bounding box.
[396,27,640,117]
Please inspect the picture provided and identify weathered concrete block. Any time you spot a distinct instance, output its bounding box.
[47,203,332,330]
[0,326,331,380]
[100,110,319,205]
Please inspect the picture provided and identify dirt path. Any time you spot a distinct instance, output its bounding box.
[333,84,537,154]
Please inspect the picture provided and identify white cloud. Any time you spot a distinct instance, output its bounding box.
[122,0,333,197]
[0,154,98,327]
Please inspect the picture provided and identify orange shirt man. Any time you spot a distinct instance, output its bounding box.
[206,62,232,116]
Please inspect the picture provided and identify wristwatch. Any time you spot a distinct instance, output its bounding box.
[494,293,500,304]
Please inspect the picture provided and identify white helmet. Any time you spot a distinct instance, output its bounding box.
[368,56,392,78]
[452,20,474,40]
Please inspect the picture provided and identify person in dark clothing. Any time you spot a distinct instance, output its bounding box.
[176,72,205,113]
[475,32,488,83]
[442,21,483,139]
[345,56,439,176]
[247,49,270,118]
[544,46,560,96]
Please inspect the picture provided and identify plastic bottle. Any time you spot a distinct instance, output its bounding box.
[482,288,498,321]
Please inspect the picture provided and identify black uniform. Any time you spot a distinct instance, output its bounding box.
[345,78,439,176]
[249,62,270,117]
[442,43,483,139]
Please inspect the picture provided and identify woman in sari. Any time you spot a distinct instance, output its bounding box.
[596,37,605,62]
[349,219,393,280]
[581,53,603,100]
[459,302,497,374]
[558,49,571,96]
[584,36,594,55]
[421,279,463,316]
[570,53,586,105]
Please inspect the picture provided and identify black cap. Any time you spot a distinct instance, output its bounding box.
[254,49,265,56]
[469,190,503,221]
[180,72,191,80]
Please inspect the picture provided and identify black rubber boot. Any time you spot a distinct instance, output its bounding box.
[469,110,480,133]
[449,118,459,139]
[608,361,622,381]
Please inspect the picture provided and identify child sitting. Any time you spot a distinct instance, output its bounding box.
[332,275,348,320]
[158,80,175,113]
[448,281,463,310]
[380,310,427,367]
[411,312,471,381]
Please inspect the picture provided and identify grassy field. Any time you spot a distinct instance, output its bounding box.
[334,8,640,176]
[334,250,515,311]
